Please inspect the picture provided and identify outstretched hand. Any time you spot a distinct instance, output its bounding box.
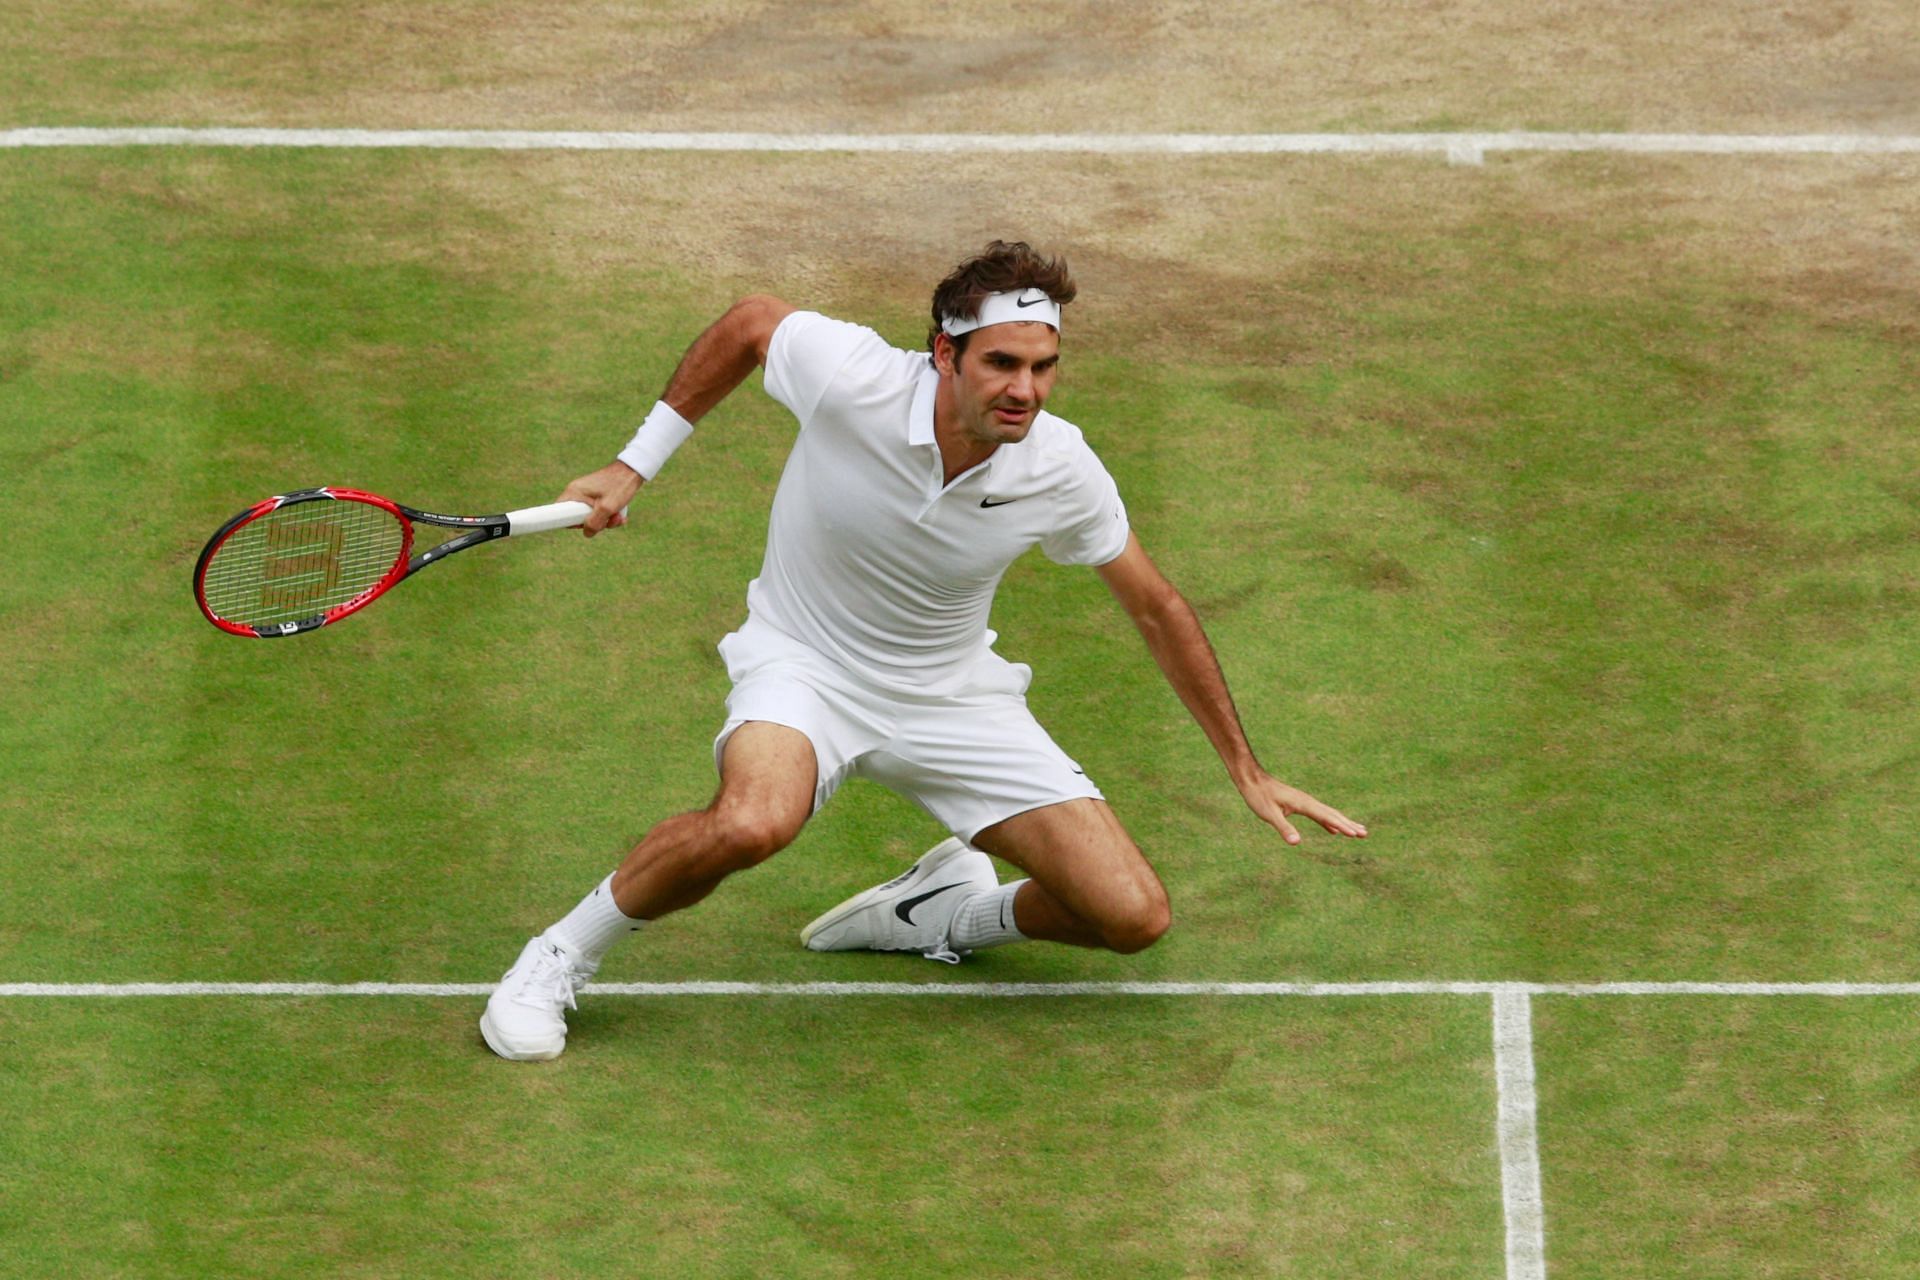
[559,461,644,537]
[1238,770,1369,846]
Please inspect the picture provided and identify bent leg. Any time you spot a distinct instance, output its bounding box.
[969,799,1171,954]
[608,721,817,919]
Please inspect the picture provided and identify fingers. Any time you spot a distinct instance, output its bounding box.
[556,483,596,534]
[581,493,626,536]
[1252,780,1370,844]
[1244,792,1303,844]
[1306,802,1368,839]
[566,464,643,537]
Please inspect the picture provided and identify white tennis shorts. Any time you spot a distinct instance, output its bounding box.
[712,619,1102,843]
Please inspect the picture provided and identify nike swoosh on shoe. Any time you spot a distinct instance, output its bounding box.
[895,882,970,925]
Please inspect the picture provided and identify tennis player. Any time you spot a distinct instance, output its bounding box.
[482,241,1366,1061]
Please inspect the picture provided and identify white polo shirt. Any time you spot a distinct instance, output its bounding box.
[741,310,1130,695]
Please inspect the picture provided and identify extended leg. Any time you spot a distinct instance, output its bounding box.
[608,721,818,919]
[481,722,816,1061]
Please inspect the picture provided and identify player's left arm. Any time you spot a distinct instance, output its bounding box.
[1095,532,1368,845]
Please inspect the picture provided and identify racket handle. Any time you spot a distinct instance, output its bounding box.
[504,500,594,535]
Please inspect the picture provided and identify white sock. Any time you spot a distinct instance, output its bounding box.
[545,874,644,968]
[949,880,1029,951]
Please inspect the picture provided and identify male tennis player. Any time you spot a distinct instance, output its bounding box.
[482,241,1366,1060]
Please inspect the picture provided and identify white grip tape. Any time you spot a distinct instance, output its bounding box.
[617,400,695,480]
[504,500,594,536]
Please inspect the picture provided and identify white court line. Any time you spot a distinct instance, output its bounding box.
[9,977,1911,1280]
[2,128,1919,157]
[1493,990,1549,1280]
[2,980,1917,997]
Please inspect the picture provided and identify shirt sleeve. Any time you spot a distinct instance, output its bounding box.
[762,311,888,428]
[1041,453,1131,567]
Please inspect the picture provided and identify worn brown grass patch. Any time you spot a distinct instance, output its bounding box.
[9,1,1920,134]
[404,150,1920,350]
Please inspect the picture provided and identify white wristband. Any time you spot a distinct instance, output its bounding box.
[617,400,695,480]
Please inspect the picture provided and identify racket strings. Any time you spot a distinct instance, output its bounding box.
[202,500,408,626]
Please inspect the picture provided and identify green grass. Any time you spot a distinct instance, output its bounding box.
[1536,996,1920,1278]
[2,144,1917,1273]
[0,997,1500,1277]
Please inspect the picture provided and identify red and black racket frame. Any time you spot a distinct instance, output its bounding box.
[193,486,514,638]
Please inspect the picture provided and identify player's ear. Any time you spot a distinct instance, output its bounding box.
[932,332,959,377]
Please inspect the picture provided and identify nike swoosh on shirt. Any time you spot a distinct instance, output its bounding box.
[979,497,1017,508]
[896,882,969,925]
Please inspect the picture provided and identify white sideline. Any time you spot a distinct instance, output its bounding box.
[2,979,1916,997]
[3,127,1919,157]
[1493,991,1548,1280]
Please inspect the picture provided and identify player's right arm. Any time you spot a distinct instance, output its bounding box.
[562,294,797,535]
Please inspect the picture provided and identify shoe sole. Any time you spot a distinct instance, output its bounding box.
[479,1010,564,1062]
[800,837,980,951]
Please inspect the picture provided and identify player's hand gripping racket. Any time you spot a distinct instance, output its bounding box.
[193,487,593,638]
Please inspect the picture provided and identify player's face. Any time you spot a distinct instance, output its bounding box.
[938,323,1061,446]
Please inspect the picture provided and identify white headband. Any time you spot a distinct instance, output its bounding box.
[940,288,1061,337]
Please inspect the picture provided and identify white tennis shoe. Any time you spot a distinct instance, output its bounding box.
[801,837,999,963]
[480,936,596,1061]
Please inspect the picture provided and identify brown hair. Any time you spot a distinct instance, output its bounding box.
[927,240,1077,354]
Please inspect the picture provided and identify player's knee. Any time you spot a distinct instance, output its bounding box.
[1100,885,1171,955]
[708,806,801,869]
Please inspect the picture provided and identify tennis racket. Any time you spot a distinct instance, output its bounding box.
[193,487,594,638]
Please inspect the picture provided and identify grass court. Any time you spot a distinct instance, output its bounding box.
[3,4,1918,1275]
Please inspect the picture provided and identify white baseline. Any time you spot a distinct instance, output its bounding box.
[2,980,1917,997]
[3,128,1919,157]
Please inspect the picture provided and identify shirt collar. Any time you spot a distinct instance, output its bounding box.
[909,361,1006,479]
[908,360,938,447]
